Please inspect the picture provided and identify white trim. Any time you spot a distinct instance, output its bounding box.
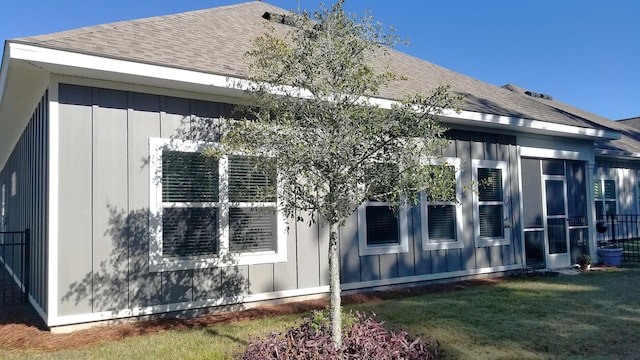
[0,43,10,110]
[10,171,16,197]
[472,159,511,247]
[8,43,620,142]
[341,264,523,291]
[47,260,522,327]
[9,43,251,96]
[519,147,586,161]
[0,183,5,232]
[441,109,619,140]
[47,81,59,323]
[149,137,287,272]
[593,176,617,218]
[517,146,527,267]
[420,157,464,250]
[357,202,409,256]
[47,285,330,327]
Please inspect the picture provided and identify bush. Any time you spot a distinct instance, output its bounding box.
[237,310,438,359]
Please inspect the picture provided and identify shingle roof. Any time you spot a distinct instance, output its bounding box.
[11,1,629,141]
[502,84,640,155]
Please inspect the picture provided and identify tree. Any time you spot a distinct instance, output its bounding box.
[221,1,461,346]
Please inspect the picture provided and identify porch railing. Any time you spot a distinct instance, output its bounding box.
[596,214,640,263]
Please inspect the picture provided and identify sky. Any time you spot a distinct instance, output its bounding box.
[1,0,638,120]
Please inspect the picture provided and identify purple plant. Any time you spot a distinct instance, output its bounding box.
[237,311,438,359]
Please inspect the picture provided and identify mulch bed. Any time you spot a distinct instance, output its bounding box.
[0,278,502,353]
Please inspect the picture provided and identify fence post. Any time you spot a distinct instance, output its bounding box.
[24,228,30,304]
[610,213,616,244]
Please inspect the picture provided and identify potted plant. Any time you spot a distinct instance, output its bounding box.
[597,238,623,266]
[576,254,591,271]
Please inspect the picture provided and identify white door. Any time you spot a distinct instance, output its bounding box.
[543,178,571,268]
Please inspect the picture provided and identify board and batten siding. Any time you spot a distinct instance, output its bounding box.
[340,129,522,286]
[594,158,640,215]
[0,91,49,313]
[55,83,326,318]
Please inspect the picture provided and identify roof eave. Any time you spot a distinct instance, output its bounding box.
[595,148,640,160]
[7,43,622,144]
[439,109,621,141]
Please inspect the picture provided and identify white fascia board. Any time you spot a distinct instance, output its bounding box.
[0,43,10,110]
[8,42,253,96]
[9,42,621,142]
[439,108,621,140]
[595,149,640,160]
[355,97,619,141]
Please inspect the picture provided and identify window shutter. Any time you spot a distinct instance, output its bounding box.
[593,181,602,199]
[604,180,616,200]
[228,155,276,202]
[478,168,503,201]
[162,207,218,257]
[229,207,276,252]
[162,151,219,202]
[479,205,504,238]
[427,205,456,242]
[365,206,399,245]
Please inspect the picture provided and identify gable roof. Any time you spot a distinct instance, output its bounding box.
[2,1,632,155]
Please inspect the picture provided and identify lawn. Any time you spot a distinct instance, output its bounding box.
[4,267,640,359]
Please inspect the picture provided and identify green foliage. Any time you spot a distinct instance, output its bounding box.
[224,0,462,226]
[576,253,591,265]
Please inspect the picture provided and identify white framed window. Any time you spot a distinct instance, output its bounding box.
[472,159,510,247]
[149,138,287,271]
[421,157,464,250]
[594,177,616,219]
[358,202,409,256]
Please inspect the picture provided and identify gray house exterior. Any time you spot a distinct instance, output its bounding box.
[0,1,636,331]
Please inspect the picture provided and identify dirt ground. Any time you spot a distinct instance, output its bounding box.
[0,279,500,353]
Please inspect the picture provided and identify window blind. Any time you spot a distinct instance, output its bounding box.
[427,205,456,242]
[365,206,399,245]
[228,207,277,252]
[479,205,503,238]
[478,168,503,202]
[162,207,218,257]
[162,151,219,202]
[228,155,276,202]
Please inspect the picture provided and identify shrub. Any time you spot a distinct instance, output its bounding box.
[237,310,438,359]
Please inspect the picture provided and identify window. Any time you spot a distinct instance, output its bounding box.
[421,158,463,250]
[149,138,286,271]
[358,203,408,256]
[472,160,510,246]
[594,178,616,219]
[358,162,408,256]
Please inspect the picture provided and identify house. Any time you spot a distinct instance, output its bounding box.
[0,1,637,331]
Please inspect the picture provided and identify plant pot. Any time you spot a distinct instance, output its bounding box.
[597,247,623,266]
[579,264,591,271]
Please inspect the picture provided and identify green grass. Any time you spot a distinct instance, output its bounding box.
[5,267,640,359]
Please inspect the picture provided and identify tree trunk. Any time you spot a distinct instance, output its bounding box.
[328,222,342,347]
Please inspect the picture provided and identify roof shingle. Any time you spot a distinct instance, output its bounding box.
[12,1,629,143]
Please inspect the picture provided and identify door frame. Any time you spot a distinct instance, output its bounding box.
[541,175,571,269]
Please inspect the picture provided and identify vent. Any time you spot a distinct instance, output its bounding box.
[262,11,297,26]
[524,90,553,101]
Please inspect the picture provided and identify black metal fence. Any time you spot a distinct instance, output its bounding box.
[596,214,640,263]
[0,229,30,305]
